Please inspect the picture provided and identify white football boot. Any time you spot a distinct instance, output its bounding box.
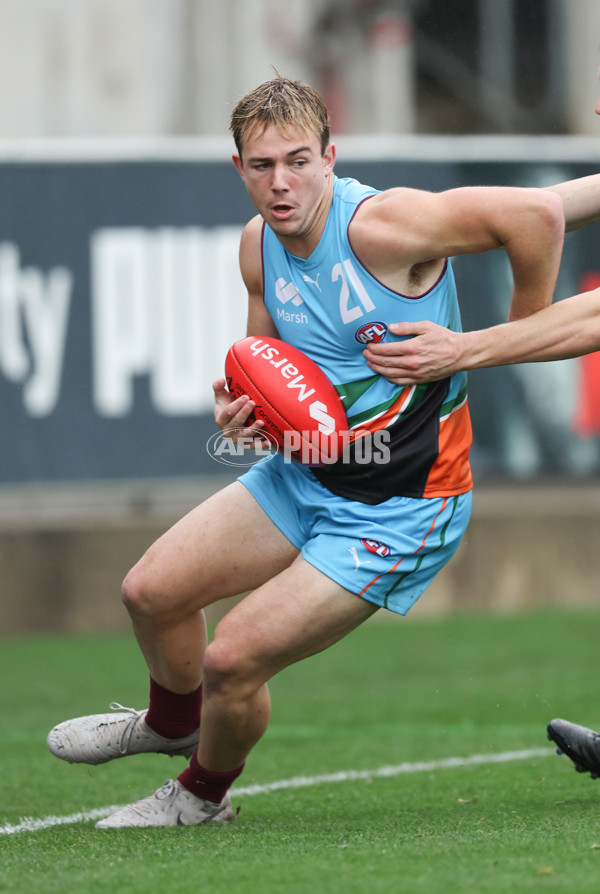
[95,779,235,829]
[46,703,199,764]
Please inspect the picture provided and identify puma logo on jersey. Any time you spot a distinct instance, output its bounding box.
[302,273,321,292]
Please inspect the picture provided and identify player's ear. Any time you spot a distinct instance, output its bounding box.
[232,154,245,180]
[323,143,336,174]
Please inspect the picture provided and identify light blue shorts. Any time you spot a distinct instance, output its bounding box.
[238,454,472,615]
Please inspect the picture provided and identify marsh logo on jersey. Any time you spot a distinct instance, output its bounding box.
[275,277,304,307]
[354,321,387,344]
[361,538,391,557]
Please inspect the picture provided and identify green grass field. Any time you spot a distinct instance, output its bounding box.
[2,610,600,894]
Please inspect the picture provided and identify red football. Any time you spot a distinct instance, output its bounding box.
[225,336,348,464]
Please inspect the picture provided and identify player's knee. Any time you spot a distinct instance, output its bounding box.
[202,638,256,698]
[121,561,161,619]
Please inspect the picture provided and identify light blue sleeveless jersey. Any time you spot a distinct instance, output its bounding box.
[260,175,472,502]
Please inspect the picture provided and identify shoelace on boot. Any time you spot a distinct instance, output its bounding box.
[106,702,147,755]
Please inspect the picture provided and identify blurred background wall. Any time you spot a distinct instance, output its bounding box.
[0,0,598,139]
[1,0,600,633]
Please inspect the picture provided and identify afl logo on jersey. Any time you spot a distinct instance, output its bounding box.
[361,538,391,557]
[354,321,388,344]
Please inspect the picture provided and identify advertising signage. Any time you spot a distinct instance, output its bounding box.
[1,149,599,483]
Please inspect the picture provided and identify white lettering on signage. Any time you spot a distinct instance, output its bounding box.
[0,228,246,419]
[0,242,72,416]
[91,226,245,416]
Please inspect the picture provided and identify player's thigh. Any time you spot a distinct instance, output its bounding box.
[126,481,299,611]
[208,554,378,683]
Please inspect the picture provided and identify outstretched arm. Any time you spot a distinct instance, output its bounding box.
[360,184,565,380]
[363,289,600,384]
[354,184,565,323]
[545,174,600,232]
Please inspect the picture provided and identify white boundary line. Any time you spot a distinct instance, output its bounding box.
[0,747,552,836]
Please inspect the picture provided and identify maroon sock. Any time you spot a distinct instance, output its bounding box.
[144,678,202,739]
[178,752,245,804]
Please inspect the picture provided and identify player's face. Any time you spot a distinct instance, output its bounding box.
[233,124,336,256]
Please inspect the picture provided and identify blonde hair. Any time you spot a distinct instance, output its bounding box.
[230,75,330,157]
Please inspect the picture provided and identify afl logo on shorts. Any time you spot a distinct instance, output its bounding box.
[361,538,391,557]
[354,321,388,344]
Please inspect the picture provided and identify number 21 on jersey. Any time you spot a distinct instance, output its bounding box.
[332,259,375,324]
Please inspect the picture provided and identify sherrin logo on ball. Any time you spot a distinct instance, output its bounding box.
[224,336,348,465]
